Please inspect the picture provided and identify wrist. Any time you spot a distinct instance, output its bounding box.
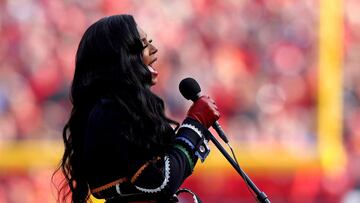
[175,118,211,162]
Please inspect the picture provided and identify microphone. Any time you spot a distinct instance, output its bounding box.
[179,77,229,143]
[179,78,271,203]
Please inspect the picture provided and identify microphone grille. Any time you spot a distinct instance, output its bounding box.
[179,77,201,101]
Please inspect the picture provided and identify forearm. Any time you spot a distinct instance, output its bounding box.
[130,118,210,200]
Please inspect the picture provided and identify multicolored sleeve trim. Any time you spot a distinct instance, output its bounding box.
[179,123,203,138]
[131,156,161,183]
[175,137,195,150]
[174,144,195,170]
[176,118,211,162]
[90,177,128,194]
[134,156,171,193]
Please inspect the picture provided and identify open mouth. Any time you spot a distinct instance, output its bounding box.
[147,65,158,75]
[147,58,158,85]
[149,58,157,67]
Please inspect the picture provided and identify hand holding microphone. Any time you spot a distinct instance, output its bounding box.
[173,78,221,163]
[179,77,229,143]
[187,95,220,129]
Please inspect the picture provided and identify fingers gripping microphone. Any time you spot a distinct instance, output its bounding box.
[179,78,229,143]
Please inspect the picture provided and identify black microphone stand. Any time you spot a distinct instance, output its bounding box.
[207,133,271,203]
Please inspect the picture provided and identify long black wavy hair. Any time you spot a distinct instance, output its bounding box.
[54,14,178,203]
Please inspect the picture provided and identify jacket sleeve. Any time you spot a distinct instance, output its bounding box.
[129,118,211,200]
[86,99,211,201]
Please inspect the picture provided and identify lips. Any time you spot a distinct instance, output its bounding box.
[147,57,158,85]
[148,58,158,74]
[149,58,157,67]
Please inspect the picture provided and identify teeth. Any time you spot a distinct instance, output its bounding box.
[147,65,155,71]
[147,65,158,76]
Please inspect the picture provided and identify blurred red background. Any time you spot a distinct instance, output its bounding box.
[1,0,360,202]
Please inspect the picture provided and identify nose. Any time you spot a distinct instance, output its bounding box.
[150,43,158,55]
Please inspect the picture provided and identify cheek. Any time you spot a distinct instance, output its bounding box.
[142,50,148,63]
[143,54,151,64]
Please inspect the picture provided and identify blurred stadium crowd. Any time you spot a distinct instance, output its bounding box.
[0,0,360,202]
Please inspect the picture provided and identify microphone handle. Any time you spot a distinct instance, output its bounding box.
[212,121,229,143]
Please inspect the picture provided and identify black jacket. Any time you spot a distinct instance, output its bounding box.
[83,99,209,202]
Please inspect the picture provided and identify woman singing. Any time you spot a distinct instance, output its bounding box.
[55,14,219,203]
